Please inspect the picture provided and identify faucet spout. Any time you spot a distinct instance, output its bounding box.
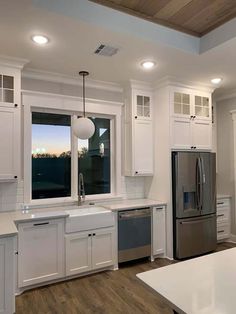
[78,173,85,205]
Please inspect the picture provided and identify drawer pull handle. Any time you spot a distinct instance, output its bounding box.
[93,233,96,236]
[33,222,49,226]
[217,214,224,218]
[217,230,225,234]
[217,202,224,205]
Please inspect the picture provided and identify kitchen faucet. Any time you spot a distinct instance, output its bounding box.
[78,173,85,205]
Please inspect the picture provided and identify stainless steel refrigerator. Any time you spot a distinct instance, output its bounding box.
[172,151,217,259]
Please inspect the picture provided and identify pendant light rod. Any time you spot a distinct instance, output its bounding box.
[79,71,89,118]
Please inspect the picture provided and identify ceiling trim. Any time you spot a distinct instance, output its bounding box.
[154,76,215,93]
[0,55,29,69]
[214,89,236,102]
[22,68,123,93]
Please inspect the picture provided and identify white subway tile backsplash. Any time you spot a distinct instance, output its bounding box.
[0,181,24,212]
[122,176,145,199]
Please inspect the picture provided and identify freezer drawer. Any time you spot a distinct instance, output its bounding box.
[175,214,216,259]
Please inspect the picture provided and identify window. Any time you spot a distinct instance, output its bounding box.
[32,112,71,199]
[78,118,110,195]
[31,112,111,200]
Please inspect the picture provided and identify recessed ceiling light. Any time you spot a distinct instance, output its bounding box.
[141,61,155,70]
[211,78,222,85]
[32,35,49,45]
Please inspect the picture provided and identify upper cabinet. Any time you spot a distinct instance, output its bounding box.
[124,83,154,176]
[0,62,25,181]
[171,87,212,151]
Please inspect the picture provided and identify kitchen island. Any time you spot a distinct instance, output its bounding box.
[137,248,236,314]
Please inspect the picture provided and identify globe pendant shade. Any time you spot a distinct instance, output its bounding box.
[73,117,95,139]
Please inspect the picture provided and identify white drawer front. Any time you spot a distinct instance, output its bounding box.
[217,207,230,224]
[217,224,230,241]
[217,198,230,208]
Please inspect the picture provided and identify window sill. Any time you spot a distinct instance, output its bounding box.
[25,194,124,210]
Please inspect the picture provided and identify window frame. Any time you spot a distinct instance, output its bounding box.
[23,91,122,206]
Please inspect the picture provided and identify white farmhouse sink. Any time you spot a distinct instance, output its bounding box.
[65,206,115,233]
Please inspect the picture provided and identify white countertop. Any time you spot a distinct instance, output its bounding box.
[0,198,165,238]
[137,248,236,314]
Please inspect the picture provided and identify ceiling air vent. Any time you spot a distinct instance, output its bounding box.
[94,44,119,57]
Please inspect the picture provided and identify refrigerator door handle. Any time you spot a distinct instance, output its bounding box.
[196,158,201,211]
[200,157,206,184]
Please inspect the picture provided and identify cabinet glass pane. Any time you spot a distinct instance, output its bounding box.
[195,96,201,106]
[0,75,2,87]
[203,108,209,117]
[137,105,143,116]
[144,106,150,117]
[203,97,209,107]
[174,103,182,114]
[3,89,14,103]
[195,106,204,116]
[174,92,181,103]
[0,89,2,102]
[3,75,14,89]
[183,104,190,115]
[183,94,190,104]
[144,96,150,107]
[137,95,143,106]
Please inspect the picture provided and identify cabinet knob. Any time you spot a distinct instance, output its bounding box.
[14,175,17,179]
[135,116,137,119]
[92,233,96,236]
[135,171,138,174]
[193,115,196,119]
[191,146,193,149]
[88,234,92,237]
[14,104,18,108]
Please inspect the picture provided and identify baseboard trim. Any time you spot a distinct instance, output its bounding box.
[227,234,236,243]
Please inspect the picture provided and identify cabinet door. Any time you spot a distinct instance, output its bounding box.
[152,207,166,255]
[65,232,92,276]
[18,219,64,287]
[192,119,212,150]
[173,91,191,117]
[171,117,192,149]
[92,228,115,270]
[194,95,211,120]
[0,107,19,180]
[134,120,153,175]
[134,91,152,120]
[0,237,14,314]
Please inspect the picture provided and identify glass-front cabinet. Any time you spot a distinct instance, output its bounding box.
[133,90,152,120]
[0,74,14,104]
[174,92,190,116]
[194,95,210,118]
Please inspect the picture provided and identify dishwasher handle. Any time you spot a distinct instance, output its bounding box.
[119,208,151,220]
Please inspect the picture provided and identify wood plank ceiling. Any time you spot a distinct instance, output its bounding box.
[89,0,236,37]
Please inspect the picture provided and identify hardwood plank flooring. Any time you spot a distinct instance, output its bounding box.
[16,242,236,314]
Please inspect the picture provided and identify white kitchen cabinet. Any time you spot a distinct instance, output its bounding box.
[18,219,64,287]
[65,232,92,276]
[171,88,212,150]
[133,120,153,175]
[92,228,115,270]
[217,197,231,241]
[0,65,22,181]
[124,83,154,176]
[0,236,15,314]
[0,107,20,181]
[65,227,115,276]
[152,206,166,256]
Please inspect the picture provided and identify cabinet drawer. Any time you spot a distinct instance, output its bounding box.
[217,207,230,224]
[217,224,230,241]
[217,198,230,208]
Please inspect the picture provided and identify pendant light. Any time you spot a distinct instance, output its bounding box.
[73,71,95,139]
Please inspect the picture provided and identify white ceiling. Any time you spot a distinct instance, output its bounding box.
[1,0,236,93]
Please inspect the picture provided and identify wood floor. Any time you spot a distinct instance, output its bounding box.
[16,242,236,314]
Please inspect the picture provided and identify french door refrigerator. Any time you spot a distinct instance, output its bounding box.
[172,151,217,259]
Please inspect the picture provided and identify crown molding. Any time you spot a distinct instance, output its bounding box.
[214,89,236,102]
[0,55,29,69]
[22,89,124,107]
[125,79,153,91]
[154,76,215,93]
[22,68,123,93]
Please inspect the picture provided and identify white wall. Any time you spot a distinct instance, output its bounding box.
[216,96,236,234]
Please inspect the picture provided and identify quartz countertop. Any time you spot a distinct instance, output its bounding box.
[102,198,166,211]
[0,198,166,238]
[137,248,236,314]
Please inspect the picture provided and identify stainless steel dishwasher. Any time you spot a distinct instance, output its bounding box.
[118,207,151,263]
